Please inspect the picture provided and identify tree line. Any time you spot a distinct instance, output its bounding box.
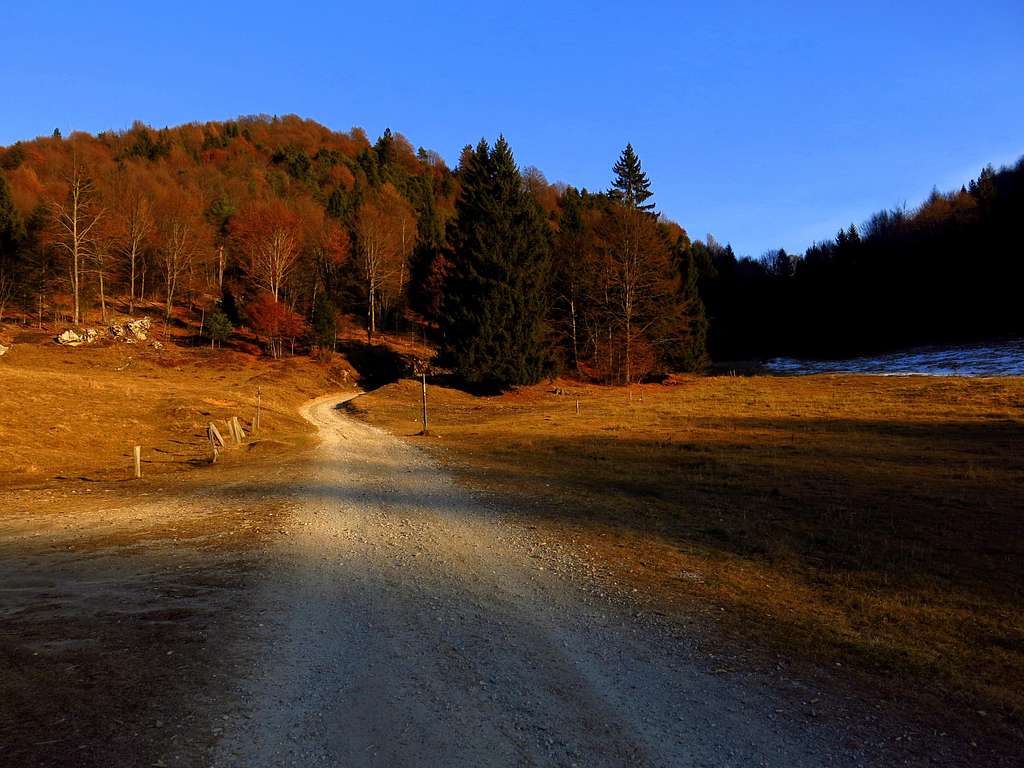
[0,117,707,387]
[693,160,1024,361]
[0,116,1019,386]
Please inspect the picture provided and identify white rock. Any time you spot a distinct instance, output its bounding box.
[56,329,85,346]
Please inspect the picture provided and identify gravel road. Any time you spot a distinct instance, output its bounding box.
[213,393,868,767]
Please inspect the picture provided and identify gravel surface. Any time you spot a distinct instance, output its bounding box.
[208,393,883,767]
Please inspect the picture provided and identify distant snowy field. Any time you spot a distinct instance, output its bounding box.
[765,339,1024,377]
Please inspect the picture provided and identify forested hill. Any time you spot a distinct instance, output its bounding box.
[0,115,1020,383]
[0,116,708,387]
[699,159,1024,361]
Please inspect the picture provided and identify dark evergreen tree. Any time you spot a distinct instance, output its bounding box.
[219,285,241,325]
[658,237,709,371]
[0,174,26,307]
[0,174,24,257]
[206,311,233,348]
[610,143,655,212]
[312,293,338,353]
[441,137,554,389]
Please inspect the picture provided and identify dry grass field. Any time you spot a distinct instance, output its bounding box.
[0,326,356,485]
[3,323,1023,758]
[0,325,354,766]
[352,374,1024,741]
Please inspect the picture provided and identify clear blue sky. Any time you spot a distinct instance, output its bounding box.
[2,1,1021,256]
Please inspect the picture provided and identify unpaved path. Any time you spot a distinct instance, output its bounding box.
[213,393,868,767]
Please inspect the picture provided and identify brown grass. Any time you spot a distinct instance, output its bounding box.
[0,323,348,766]
[352,374,1024,740]
[0,327,357,485]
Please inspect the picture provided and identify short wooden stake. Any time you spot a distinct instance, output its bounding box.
[133,445,141,479]
[575,399,580,415]
[255,387,262,433]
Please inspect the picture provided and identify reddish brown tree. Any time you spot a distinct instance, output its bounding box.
[230,200,302,302]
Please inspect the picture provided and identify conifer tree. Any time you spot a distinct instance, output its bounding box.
[611,143,655,212]
[0,174,24,318]
[0,174,24,257]
[441,137,553,389]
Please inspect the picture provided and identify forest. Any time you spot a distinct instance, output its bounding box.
[0,115,1020,386]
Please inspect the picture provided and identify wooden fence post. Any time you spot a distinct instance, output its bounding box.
[208,422,225,448]
[133,445,141,479]
[421,372,428,435]
[255,387,261,433]
[232,416,245,443]
[207,423,222,463]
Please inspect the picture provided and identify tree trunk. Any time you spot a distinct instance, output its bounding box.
[367,286,375,343]
[129,244,136,316]
[98,265,107,323]
[570,296,579,372]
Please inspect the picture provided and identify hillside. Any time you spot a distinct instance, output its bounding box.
[1,117,1021,383]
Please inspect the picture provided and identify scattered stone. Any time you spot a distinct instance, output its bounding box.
[151,340,164,351]
[0,342,8,357]
[126,316,151,340]
[56,327,102,346]
[57,329,88,346]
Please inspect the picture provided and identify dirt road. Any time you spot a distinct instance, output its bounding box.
[212,394,868,767]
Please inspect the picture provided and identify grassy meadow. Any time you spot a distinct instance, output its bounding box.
[352,373,1024,734]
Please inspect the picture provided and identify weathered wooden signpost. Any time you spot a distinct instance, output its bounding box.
[413,358,430,435]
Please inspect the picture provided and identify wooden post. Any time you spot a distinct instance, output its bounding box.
[133,445,141,479]
[231,416,245,443]
[420,372,428,435]
[207,423,221,463]
[255,387,261,433]
[575,399,580,416]
[208,422,225,448]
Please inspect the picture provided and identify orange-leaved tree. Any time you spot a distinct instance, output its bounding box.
[231,200,302,302]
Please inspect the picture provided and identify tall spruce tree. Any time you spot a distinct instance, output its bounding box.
[441,137,553,389]
[611,143,655,212]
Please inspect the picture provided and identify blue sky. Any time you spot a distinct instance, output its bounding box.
[2,1,1021,256]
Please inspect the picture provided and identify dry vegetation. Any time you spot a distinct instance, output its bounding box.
[0,325,356,485]
[352,373,1024,743]
[0,328,354,766]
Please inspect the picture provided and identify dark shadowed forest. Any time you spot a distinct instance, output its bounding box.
[0,116,1020,386]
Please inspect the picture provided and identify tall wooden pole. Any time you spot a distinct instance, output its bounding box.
[421,372,428,435]
[255,387,262,433]
[133,445,141,479]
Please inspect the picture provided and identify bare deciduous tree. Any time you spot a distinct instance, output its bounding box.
[355,184,416,341]
[117,185,154,315]
[231,201,302,302]
[50,162,104,325]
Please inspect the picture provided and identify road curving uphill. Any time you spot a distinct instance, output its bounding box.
[213,393,864,767]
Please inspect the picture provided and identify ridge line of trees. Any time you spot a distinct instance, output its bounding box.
[0,115,1020,381]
